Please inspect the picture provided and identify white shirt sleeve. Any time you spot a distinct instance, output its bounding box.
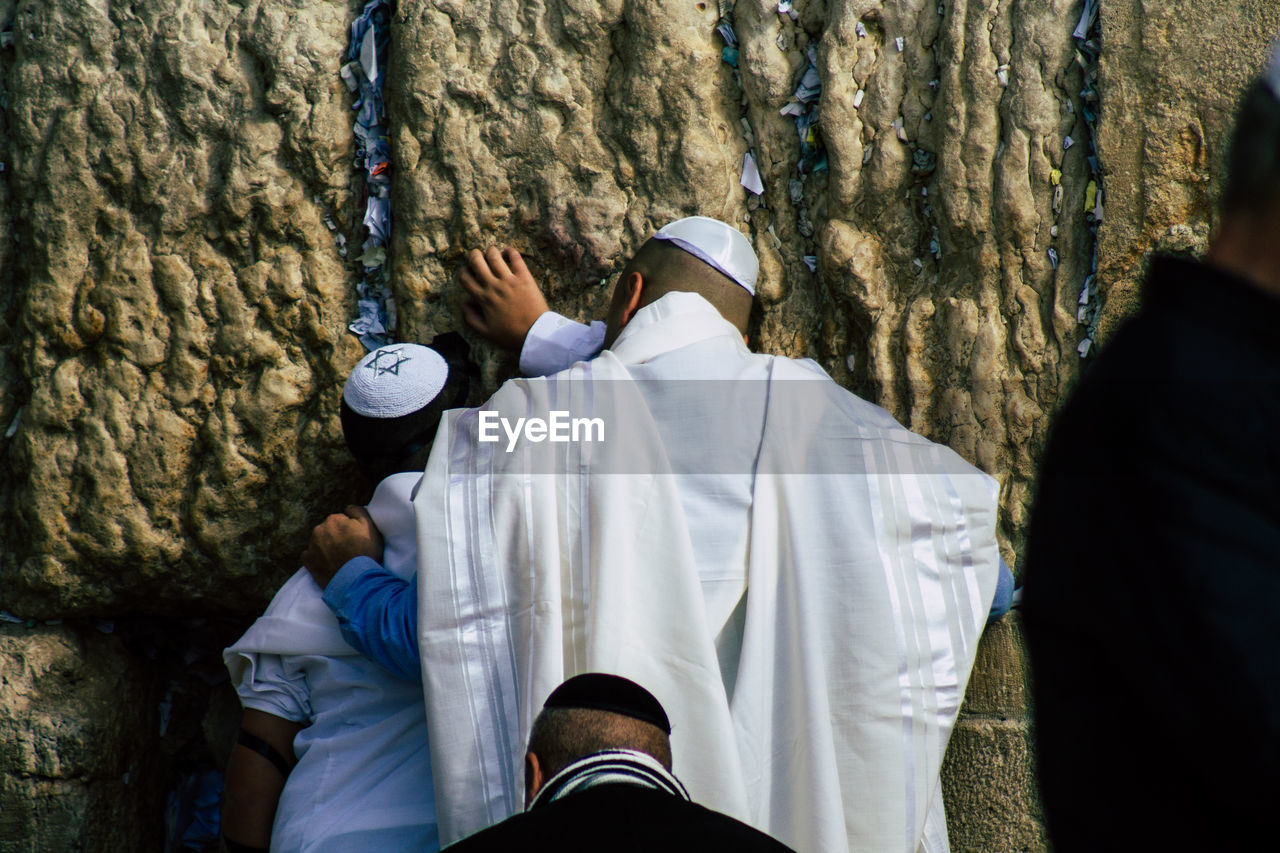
[230,651,312,723]
[518,311,607,376]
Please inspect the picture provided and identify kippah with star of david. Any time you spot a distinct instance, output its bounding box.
[342,343,448,418]
[543,673,672,735]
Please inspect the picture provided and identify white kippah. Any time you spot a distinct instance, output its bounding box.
[343,343,448,418]
[652,216,759,295]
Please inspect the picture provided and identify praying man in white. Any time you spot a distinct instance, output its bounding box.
[222,336,470,853]
[303,217,1007,853]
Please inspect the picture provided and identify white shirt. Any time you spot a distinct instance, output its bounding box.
[225,473,438,853]
[518,311,606,377]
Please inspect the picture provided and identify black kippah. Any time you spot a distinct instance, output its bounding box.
[543,673,671,735]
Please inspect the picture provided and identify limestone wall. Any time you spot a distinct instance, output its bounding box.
[2,0,1277,849]
[1096,0,1280,330]
[1,0,362,619]
[1,627,156,851]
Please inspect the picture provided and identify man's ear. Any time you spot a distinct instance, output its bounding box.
[617,271,646,328]
[524,751,545,808]
[603,269,648,348]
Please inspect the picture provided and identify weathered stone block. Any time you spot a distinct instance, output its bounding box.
[1,0,363,618]
[0,624,163,853]
[1096,0,1280,336]
[389,0,753,389]
[963,612,1030,720]
[941,717,1046,853]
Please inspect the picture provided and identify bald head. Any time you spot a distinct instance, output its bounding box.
[602,239,754,347]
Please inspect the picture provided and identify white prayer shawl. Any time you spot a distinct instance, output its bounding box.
[415,294,999,852]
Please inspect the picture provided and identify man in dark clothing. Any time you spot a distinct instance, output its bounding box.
[442,674,795,852]
[1022,55,1280,851]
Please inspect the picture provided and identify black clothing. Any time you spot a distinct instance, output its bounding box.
[442,784,796,852]
[1023,256,1280,851]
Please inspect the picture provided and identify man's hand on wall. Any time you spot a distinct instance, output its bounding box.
[301,506,384,589]
[460,246,549,352]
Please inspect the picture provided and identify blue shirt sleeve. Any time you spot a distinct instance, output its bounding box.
[322,556,421,681]
[987,558,1016,623]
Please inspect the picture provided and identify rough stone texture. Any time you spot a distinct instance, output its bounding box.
[960,614,1030,720]
[1,0,365,618]
[3,0,1280,849]
[0,0,19,586]
[941,716,1044,853]
[389,0,754,388]
[1096,0,1280,337]
[942,613,1045,850]
[0,625,163,852]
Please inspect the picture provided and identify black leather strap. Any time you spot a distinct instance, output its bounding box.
[223,839,269,853]
[237,729,291,779]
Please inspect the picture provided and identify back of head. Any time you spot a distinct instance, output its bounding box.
[624,238,753,334]
[340,333,472,484]
[1221,51,1280,218]
[527,707,673,779]
[527,673,674,779]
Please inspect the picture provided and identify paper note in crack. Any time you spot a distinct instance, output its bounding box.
[740,152,765,195]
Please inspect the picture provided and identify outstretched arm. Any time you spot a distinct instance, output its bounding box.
[459,247,549,352]
[459,246,605,375]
